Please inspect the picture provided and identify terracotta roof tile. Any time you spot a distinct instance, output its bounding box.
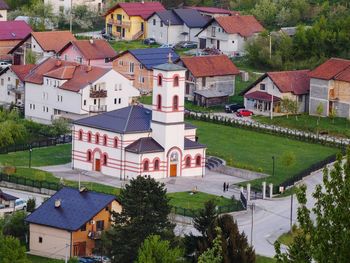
[245,91,281,102]
[309,58,350,81]
[32,31,76,52]
[215,15,264,37]
[267,70,310,95]
[0,0,9,10]
[0,21,32,41]
[44,66,76,80]
[181,55,239,77]
[10,64,36,82]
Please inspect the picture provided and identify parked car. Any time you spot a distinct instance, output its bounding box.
[236,109,253,117]
[0,61,10,69]
[78,257,96,263]
[102,34,115,41]
[224,103,244,113]
[159,43,174,49]
[15,199,27,211]
[92,255,111,263]
[143,38,156,45]
[179,41,198,49]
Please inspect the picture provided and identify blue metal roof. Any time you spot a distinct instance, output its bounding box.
[173,9,210,28]
[156,10,183,26]
[25,187,116,231]
[129,48,179,70]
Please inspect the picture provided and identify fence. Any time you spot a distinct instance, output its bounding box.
[0,135,72,154]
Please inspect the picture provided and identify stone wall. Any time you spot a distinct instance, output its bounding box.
[0,181,57,196]
[213,165,268,180]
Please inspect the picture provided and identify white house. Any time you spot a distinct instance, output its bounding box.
[0,0,9,21]
[147,8,210,45]
[24,58,139,124]
[196,15,264,56]
[72,61,206,180]
[44,0,104,15]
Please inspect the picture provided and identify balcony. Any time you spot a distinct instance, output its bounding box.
[7,84,24,94]
[107,19,131,28]
[87,231,102,240]
[90,89,107,98]
[89,105,107,113]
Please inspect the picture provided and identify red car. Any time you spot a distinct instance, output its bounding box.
[236,109,253,117]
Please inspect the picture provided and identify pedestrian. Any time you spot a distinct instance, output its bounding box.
[223,182,226,192]
[226,182,229,191]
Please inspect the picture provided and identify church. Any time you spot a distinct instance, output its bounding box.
[72,61,206,180]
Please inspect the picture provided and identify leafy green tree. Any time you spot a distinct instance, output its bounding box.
[0,234,29,263]
[198,227,223,263]
[22,0,56,31]
[2,211,28,245]
[25,49,37,65]
[50,118,70,137]
[281,98,292,118]
[251,0,277,28]
[136,235,183,263]
[26,198,36,213]
[103,176,173,263]
[329,107,337,123]
[316,103,324,125]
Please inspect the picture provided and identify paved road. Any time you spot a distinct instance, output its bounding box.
[0,187,49,208]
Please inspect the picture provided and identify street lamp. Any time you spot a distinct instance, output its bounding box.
[272,156,275,177]
[29,145,32,168]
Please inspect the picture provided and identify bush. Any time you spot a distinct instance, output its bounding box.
[26,198,36,213]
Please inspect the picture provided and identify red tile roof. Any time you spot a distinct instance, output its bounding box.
[0,21,32,41]
[267,70,310,95]
[181,55,239,77]
[245,91,281,102]
[32,31,76,53]
[215,15,264,37]
[105,1,165,19]
[186,6,239,15]
[10,64,36,82]
[308,58,350,81]
[0,0,9,10]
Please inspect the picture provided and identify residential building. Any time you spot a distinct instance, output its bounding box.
[104,1,165,41]
[9,31,76,65]
[196,15,264,56]
[147,9,210,45]
[58,39,117,68]
[242,70,310,116]
[24,58,139,124]
[0,190,18,217]
[0,21,32,61]
[180,55,239,106]
[308,58,350,118]
[72,62,206,179]
[0,64,35,107]
[0,0,9,21]
[44,0,104,15]
[112,48,179,93]
[185,6,239,18]
[26,187,122,259]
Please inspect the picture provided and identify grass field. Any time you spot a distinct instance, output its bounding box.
[110,40,159,52]
[254,114,350,138]
[190,120,339,187]
[256,255,277,263]
[0,144,71,167]
[27,255,64,263]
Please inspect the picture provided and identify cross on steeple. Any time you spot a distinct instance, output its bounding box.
[168,53,173,63]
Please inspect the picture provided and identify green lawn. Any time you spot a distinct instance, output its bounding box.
[190,120,339,187]
[0,144,71,167]
[27,255,64,263]
[256,255,277,263]
[110,40,159,52]
[254,114,350,139]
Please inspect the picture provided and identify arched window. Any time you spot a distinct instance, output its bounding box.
[95,134,100,144]
[114,137,118,148]
[173,95,178,111]
[154,159,160,171]
[157,74,162,86]
[157,94,162,110]
[103,135,108,146]
[103,153,108,165]
[195,155,201,167]
[185,156,191,167]
[87,132,92,143]
[173,76,179,87]
[78,130,83,141]
[143,160,149,172]
[87,151,92,162]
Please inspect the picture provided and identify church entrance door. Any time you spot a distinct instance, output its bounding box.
[170,164,177,177]
[95,159,101,172]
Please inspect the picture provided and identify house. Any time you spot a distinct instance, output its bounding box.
[0,190,18,217]
[179,55,239,106]
[9,31,76,65]
[185,6,239,18]
[44,0,104,15]
[104,1,165,41]
[147,9,210,45]
[0,64,35,107]
[0,21,32,61]
[196,15,264,56]
[308,58,350,118]
[0,0,9,21]
[58,39,117,68]
[242,70,310,116]
[24,58,140,124]
[112,48,179,93]
[72,61,206,179]
[26,187,121,259]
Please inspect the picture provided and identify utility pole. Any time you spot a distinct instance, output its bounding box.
[250,202,255,246]
[65,243,69,263]
[69,0,73,33]
[290,193,293,231]
[269,33,272,59]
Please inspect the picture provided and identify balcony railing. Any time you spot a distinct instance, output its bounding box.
[90,89,107,98]
[107,19,131,28]
[87,231,102,240]
[89,105,107,113]
[7,84,24,94]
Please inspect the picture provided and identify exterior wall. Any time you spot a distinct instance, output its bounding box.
[0,40,20,59]
[0,9,7,21]
[0,69,22,105]
[113,52,153,93]
[29,224,71,260]
[309,78,331,117]
[44,0,103,14]
[184,128,196,141]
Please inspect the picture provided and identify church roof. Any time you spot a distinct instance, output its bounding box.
[184,138,206,149]
[125,137,164,154]
[153,63,186,71]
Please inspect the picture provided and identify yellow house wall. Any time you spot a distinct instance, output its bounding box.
[332,80,350,102]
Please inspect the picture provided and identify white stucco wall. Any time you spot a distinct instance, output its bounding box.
[0,69,19,105]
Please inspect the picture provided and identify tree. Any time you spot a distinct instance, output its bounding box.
[316,103,324,125]
[103,176,173,263]
[136,235,183,263]
[251,0,277,28]
[281,98,292,118]
[0,234,29,263]
[50,118,70,137]
[2,211,28,245]
[198,227,223,263]
[275,150,350,262]
[329,107,337,123]
[26,198,36,213]
[25,49,37,65]
[22,0,56,31]
[193,200,218,237]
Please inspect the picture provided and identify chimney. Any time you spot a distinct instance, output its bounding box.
[89,39,94,45]
[55,199,61,208]
[56,60,62,67]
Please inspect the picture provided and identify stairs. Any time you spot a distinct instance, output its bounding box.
[205,156,224,170]
[132,30,144,40]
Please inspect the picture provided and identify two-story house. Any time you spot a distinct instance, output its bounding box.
[0,0,9,21]
[147,8,210,45]
[24,58,139,124]
[242,70,310,116]
[104,1,165,41]
[112,48,179,93]
[58,39,117,68]
[26,187,122,259]
[0,64,35,107]
[196,15,264,56]
[179,55,239,106]
[44,0,104,15]
[9,31,76,65]
[309,58,350,118]
[185,6,239,18]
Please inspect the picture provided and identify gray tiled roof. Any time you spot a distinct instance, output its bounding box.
[156,10,183,25]
[125,137,164,154]
[194,90,229,98]
[173,9,210,28]
[184,138,206,149]
[153,63,186,71]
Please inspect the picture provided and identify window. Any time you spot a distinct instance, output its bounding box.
[118,60,123,66]
[76,57,83,64]
[114,98,117,104]
[94,99,97,105]
[157,94,162,110]
[173,95,178,111]
[64,54,68,61]
[298,96,303,103]
[84,100,86,106]
[196,155,201,166]
[154,159,159,171]
[232,40,235,44]
[211,27,216,37]
[87,132,92,143]
[185,156,191,167]
[160,21,163,27]
[96,220,104,231]
[157,74,162,86]
[39,237,43,243]
[173,76,179,87]
[87,151,92,161]
[80,224,86,231]
[95,134,100,144]
[139,76,145,83]
[103,135,108,146]
[114,137,118,148]
[118,98,121,104]
[129,62,134,73]
[139,64,144,70]
[260,83,266,91]
[153,19,156,26]
[202,77,206,87]
[78,130,83,141]
[7,77,10,81]
[143,160,149,172]
[103,154,107,165]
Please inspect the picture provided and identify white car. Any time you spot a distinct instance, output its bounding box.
[15,199,27,211]
[0,61,10,69]
[159,44,174,49]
